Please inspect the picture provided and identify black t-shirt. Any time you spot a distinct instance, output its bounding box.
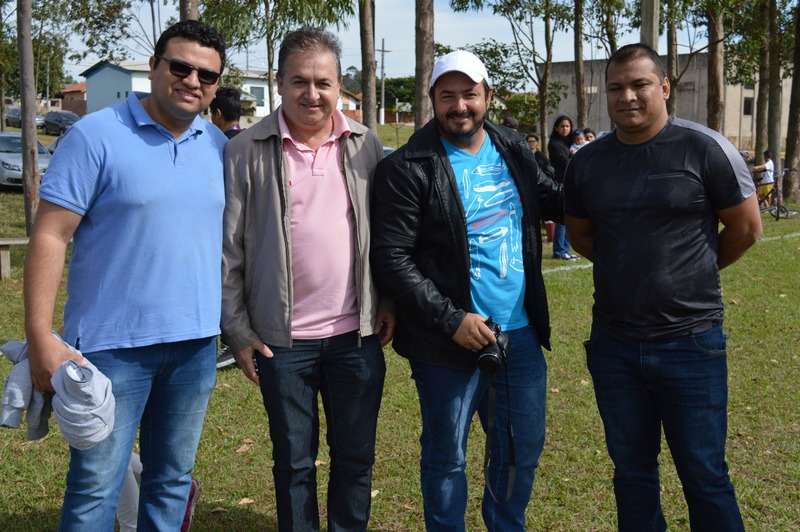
[565,116,756,341]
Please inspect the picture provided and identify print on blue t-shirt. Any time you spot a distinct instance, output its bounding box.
[442,135,529,331]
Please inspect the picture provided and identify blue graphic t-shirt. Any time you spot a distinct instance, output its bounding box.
[442,135,529,331]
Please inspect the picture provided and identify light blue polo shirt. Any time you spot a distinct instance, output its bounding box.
[40,92,227,354]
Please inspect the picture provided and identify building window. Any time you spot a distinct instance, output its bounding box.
[117,92,121,98]
[743,97,753,116]
[251,86,265,107]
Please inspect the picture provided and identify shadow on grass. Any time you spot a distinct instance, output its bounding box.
[0,509,61,531]
[0,506,280,531]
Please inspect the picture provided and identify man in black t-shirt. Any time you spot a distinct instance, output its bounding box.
[565,43,761,531]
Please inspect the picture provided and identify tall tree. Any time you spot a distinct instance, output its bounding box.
[574,0,586,127]
[201,0,355,112]
[451,0,572,146]
[783,1,800,200]
[17,0,38,232]
[767,0,782,173]
[415,0,434,129]
[706,3,724,131]
[755,0,770,161]
[359,0,377,130]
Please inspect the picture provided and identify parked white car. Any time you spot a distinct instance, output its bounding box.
[0,132,51,188]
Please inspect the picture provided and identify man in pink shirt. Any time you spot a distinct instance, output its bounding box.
[220,27,394,531]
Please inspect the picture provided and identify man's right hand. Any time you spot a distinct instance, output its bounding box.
[234,341,273,385]
[451,313,496,351]
[28,334,85,394]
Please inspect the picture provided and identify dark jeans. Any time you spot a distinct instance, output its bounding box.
[256,332,386,532]
[585,325,744,531]
[409,327,547,531]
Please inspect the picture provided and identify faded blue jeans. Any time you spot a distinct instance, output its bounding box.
[552,223,572,258]
[58,337,217,531]
[256,331,386,532]
[409,326,547,531]
[585,325,744,531]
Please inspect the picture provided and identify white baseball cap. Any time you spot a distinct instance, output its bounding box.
[429,50,491,89]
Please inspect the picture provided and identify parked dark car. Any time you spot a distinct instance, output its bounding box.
[5,108,45,129]
[43,111,79,135]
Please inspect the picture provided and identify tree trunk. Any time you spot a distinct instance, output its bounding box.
[784,3,800,201]
[539,2,553,148]
[414,0,434,130]
[755,0,769,162]
[359,0,377,130]
[666,2,678,115]
[574,0,586,128]
[17,0,39,234]
[179,0,198,21]
[706,7,724,131]
[767,0,783,174]
[267,35,276,113]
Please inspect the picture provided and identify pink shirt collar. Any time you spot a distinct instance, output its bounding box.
[277,107,351,147]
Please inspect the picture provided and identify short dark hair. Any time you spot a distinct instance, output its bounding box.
[210,86,242,121]
[606,43,666,80]
[763,150,771,159]
[278,27,342,79]
[154,20,226,74]
[526,134,539,142]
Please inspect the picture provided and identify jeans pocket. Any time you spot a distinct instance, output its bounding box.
[690,325,726,355]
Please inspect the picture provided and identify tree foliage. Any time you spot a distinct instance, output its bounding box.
[200,0,356,111]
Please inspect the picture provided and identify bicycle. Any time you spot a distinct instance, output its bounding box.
[757,167,794,221]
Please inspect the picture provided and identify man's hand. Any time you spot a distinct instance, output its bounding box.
[451,313,496,351]
[374,307,397,347]
[233,341,273,385]
[28,334,85,394]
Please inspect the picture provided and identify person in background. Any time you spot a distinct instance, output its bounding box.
[526,133,555,180]
[547,115,579,260]
[210,86,244,138]
[220,27,394,531]
[752,150,774,207]
[502,115,520,131]
[565,42,760,531]
[569,129,588,155]
[371,50,563,531]
[582,127,596,142]
[24,20,227,530]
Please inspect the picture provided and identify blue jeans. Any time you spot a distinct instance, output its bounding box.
[585,325,744,531]
[409,327,547,531]
[552,224,571,258]
[58,337,217,531]
[256,331,386,532]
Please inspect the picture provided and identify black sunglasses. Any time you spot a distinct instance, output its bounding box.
[156,55,221,85]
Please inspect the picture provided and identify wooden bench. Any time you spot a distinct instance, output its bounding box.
[0,237,30,280]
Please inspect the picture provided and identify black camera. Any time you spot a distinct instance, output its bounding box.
[477,318,510,375]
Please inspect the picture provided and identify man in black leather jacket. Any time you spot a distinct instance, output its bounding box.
[371,50,564,531]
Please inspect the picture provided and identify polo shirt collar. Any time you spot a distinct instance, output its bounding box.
[127,92,206,140]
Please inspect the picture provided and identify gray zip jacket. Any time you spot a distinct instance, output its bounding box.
[221,109,385,353]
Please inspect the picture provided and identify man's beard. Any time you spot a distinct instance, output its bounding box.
[435,108,487,145]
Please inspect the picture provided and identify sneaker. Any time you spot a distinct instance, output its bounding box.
[181,479,201,532]
[216,342,236,369]
[554,253,579,260]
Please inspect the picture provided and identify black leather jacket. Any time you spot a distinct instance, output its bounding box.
[371,120,564,370]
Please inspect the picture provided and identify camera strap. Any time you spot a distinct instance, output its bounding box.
[483,363,516,504]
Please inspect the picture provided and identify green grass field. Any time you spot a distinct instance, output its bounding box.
[1,188,798,530]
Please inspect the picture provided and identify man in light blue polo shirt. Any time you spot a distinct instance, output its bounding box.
[24,20,227,530]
